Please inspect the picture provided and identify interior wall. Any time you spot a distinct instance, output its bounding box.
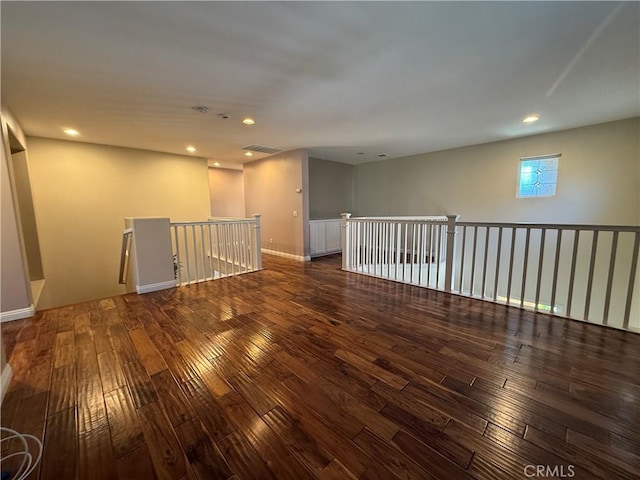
[353,118,640,225]
[0,111,32,315]
[208,167,245,218]
[10,150,44,280]
[309,157,354,219]
[26,137,210,309]
[0,340,6,388]
[0,107,31,388]
[243,149,310,259]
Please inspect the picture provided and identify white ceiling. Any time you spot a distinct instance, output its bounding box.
[2,2,638,169]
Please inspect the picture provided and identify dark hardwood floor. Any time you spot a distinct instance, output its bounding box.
[1,254,639,480]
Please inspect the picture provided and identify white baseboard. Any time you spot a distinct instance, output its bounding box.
[310,248,342,258]
[136,280,177,294]
[262,248,310,262]
[0,304,35,323]
[0,364,13,404]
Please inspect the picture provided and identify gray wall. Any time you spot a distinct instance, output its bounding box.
[1,110,32,315]
[353,118,640,225]
[244,149,310,259]
[309,157,353,220]
[1,107,31,386]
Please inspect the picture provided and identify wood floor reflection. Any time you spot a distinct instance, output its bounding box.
[2,253,639,479]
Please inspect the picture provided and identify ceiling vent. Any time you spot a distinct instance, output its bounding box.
[191,106,209,114]
[242,145,282,155]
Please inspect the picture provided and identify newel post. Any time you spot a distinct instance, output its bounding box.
[341,213,351,270]
[444,214,459,292]
[252,214,263,270]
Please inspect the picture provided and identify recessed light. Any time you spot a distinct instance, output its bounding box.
[213,162,221,167]
[186,146,197,153]
[523,115,540,124]
[242,118,256,125]
[244,152,254,157]
[63,128,79,136]
[378,154,388,158]
[355,152,365,155]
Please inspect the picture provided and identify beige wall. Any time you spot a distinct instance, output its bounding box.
[208,167,245,218]
[27,137,210,309]
[243,149,310,259]
[353,118,640,225]
[10,150,44,280]
[309,157,354,220]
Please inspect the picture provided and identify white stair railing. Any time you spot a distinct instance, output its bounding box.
[341,213,640,332]
[341,214,454,290]
[171,215,262,286]
[454,221,640,331]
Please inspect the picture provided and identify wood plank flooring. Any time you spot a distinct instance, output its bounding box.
[2,253,639,479]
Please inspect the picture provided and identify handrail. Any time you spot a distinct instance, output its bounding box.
[118,228,133,284]
[456,221,640,232]
[208,216,254,222]
[170,218,253,227]
[170,215,262,286]
[171,218,255,227]
[341,213,640,333]
[350,215,449,222]
[349,217,640,232]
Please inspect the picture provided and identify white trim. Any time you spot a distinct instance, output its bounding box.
[136,280,177,294]
[262,248,310,262]
[0,304,34,323]
[0,364,13,404]
[520,153,561,160]
[516,155,559,198]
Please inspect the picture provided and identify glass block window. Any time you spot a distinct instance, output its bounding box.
[517,155,559,198]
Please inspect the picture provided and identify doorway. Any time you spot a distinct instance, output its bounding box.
[6,128,45,305]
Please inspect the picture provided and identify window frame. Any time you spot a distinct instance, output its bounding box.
[516,153,561,199]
